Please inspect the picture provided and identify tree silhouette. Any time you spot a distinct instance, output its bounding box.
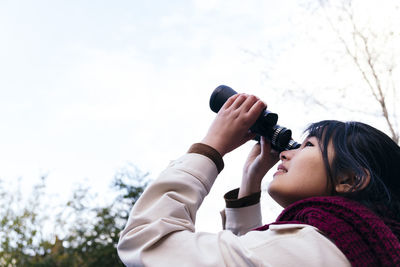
[0,164,148,266]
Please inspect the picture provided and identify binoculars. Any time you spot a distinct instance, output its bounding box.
[209,85,300,152]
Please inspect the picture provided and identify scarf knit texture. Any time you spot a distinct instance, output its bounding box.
[256,196,400,267]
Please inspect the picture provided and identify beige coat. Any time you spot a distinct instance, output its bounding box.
[117,153,351,266]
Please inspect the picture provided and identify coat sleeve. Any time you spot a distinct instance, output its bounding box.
[117,153,265,266]
[221,188,263,235]
[223,203,262,235]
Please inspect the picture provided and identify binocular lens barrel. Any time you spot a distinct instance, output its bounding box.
[209,85,300,151]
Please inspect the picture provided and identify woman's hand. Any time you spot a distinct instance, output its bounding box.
[238,136,279,198]
[201,93,266,156]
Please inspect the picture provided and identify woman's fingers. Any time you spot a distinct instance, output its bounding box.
[223,94,266,115]
[248,99,266,118]
[230,94,248,109]
[240,95,260,112]
[221,94,240,110]
[260,136,280,165]
[202,92,268,156]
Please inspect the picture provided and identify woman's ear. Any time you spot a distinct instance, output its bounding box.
[335,175,354,193]
[335,169,371,194]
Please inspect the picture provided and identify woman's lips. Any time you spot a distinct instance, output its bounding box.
[273,164,287,177]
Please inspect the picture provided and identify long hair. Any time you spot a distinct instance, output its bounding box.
[305,120,400,221]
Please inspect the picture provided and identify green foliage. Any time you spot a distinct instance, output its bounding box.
[0,164,148,267]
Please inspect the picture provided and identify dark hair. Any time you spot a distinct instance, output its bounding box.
[305,120,400,220]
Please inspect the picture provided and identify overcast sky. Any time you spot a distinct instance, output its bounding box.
[1,0,397,232]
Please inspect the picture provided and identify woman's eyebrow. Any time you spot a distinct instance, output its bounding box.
[304,135,314,142]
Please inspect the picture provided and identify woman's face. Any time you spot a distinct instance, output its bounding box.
[268,136,333,207]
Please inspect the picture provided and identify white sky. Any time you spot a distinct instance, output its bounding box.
[0,0,398,232]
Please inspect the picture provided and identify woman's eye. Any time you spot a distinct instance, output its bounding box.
[305,141,314,147]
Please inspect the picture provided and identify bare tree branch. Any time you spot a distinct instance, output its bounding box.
[318,0,399,143]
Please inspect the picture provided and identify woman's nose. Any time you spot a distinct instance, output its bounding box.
[280,149,294,160]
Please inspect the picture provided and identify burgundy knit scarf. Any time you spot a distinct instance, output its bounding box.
[256,196,400,267]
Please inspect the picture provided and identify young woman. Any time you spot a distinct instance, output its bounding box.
[117,94,400,266]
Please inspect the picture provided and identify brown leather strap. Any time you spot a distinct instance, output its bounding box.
[188,143,224,173]
[224,188,261,208]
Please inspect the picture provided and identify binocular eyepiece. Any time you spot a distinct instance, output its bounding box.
[209,85,300,152]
